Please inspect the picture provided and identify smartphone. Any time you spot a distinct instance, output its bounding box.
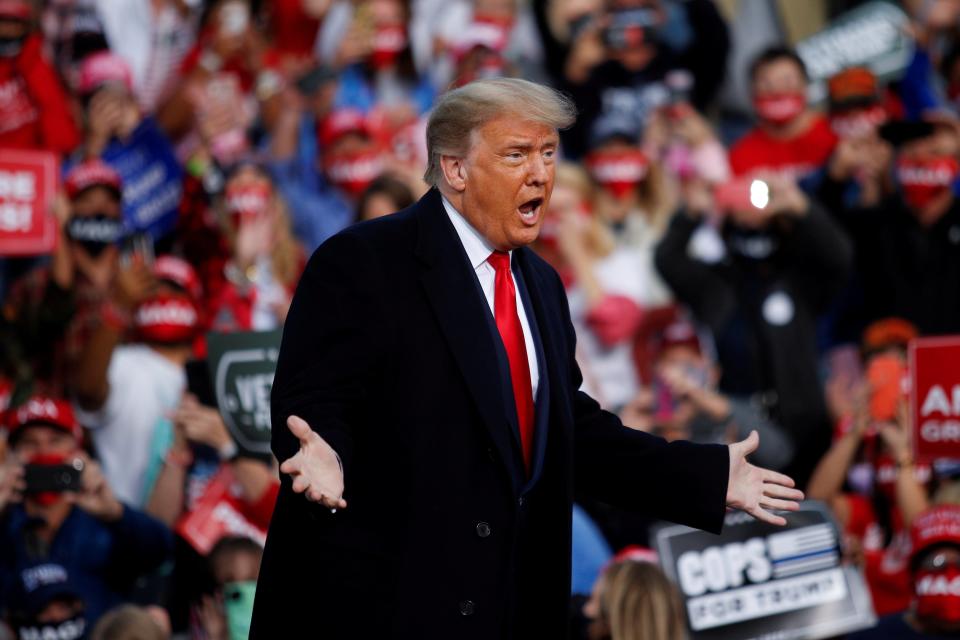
[866,353,905,422]
[24,459,84,494]
[714,178,769,213]
[603,8,658,50]
[185,359,217,408]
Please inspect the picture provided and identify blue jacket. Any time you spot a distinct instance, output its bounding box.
[0,503,173,626]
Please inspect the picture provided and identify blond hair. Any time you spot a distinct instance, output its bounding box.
[600,560,687,640]
[423,78,577,186]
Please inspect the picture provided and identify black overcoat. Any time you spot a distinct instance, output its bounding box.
[250,188,729,638]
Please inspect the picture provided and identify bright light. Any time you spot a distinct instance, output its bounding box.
[750,180,769,209]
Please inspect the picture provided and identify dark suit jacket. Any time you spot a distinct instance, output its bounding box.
[250,189,729,639]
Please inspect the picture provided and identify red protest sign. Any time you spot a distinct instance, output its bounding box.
[910,336,960,459]
[176,465,267,555]
[0,148,59,256]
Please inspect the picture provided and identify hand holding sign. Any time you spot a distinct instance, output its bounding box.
[280,416,346,511]
[726,431,804,526]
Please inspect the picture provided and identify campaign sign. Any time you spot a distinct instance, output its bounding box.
[98,117,182,240]
[797,1,913,104]
[653,502,875,640]
[176,466,267,555]
[910,336,960,460]
[206,330,281,459]
[0,149,58,256]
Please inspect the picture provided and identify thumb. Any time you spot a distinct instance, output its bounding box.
[738,430,760,456]
[286,415,314,445]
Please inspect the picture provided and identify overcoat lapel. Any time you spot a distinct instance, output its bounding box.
[415,190,525,492]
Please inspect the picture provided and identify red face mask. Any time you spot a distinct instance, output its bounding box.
[324,151,383,197]
[369,25,407,69]
[829,105,887,138]
[753,92,806,126]
[585,150,649,199]
[225,183,271,222]
[26,452,69,507]
[916,567,960,623]
[897,156,960,211]
[134,293,200,344]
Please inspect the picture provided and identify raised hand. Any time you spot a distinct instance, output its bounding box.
[726,431,804,526]
[68,453,124,522]
[279,416,346,511]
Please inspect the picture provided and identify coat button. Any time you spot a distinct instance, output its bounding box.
[518,495,525,508]
[476,521,491,538]
[459,600,475,616]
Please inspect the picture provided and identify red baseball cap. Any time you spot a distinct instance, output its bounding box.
[6,396,82,443]
[0,0,30,19]
[153,255,202,301]
[64,160,123,200]
[318,109,371,148]
[911,505,960,561]
[451,22,508,60]
[656,317,701,356]
[78,51,133,96]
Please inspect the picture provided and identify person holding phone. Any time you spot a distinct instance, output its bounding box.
[655,171,853,490]
[0,395,172,628]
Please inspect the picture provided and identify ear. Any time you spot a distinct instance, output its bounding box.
[439,155,467,193]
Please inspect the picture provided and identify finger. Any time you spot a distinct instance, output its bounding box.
[279,456,301,476]
[735,430,760,456]
[750,506,787,527]
[286,415,315,446]
[763,483,804,501]
[759,496,801,512]
[761,468,796,488]
[291,474,310,493]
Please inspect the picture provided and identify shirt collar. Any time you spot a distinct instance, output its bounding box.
[441,194,510,270]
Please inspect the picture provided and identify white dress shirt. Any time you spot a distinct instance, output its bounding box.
[442,196,540,396]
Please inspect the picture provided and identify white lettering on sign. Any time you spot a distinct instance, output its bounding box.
[921,420,960,442]
[0,202,31,231]
[921,385,960,416]
[0,170,36,200]
[677,538,771,597]
[686,567,847,631]
[234,373,274,431]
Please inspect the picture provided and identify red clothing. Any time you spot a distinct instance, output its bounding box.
[845,493,912,616]
[0,34,80,154]
[729,115,837,180]
[269,0,322,59]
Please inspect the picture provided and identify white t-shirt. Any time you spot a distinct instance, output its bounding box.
[75,345,186,506]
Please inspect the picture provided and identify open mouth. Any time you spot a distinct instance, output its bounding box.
[518,197,543,224]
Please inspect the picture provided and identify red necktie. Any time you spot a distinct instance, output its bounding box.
[487,251,535,473]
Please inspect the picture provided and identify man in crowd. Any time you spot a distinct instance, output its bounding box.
[655,173,852,488]
[252,78,803,638]
[729,46,837,184]
[0,395,172,626]
[823,118,960,335]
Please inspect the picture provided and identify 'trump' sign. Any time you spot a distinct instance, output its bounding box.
[911,336,960,459]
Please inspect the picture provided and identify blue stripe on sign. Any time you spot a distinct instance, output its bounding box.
[771,547,838,565]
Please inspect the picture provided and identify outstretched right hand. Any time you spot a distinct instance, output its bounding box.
[279,416,347,511]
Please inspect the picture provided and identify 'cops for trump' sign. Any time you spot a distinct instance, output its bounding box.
[911,336,960,460]
[654,502,875,640]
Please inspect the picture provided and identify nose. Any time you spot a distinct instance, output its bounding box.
[527,153,549,186]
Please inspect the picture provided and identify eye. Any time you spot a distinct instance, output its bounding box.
[543,149,556,160]
[507,151,524,160]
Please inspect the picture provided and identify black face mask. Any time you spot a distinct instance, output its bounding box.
[67,214,123,257]
[15,614,86,640]
[0,34,26,57]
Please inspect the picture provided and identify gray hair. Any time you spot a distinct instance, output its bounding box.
[423,78,577,187]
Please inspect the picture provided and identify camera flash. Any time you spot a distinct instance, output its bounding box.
[750,180,769,209]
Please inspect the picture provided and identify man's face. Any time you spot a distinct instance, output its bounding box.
[459,116,558,250]
[901,128,960,161]
[12,425,77,461]
[753,58,806,97]
[72,186,122,220]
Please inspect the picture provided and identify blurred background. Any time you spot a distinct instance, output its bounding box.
[3,0,960,638]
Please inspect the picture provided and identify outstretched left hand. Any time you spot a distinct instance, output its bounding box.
[726,431,804,526]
